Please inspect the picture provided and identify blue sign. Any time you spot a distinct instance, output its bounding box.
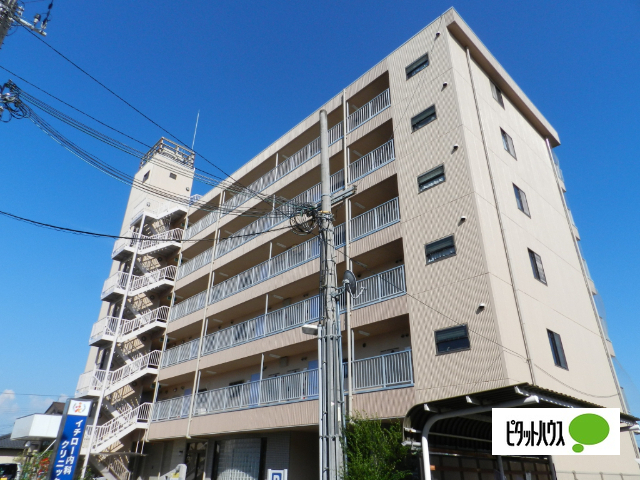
[267,470,287,480]
[49,400,92,480]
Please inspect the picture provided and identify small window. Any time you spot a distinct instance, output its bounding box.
[418,165,445,192]
[547,330,568,369]
[435,325,470,354]
[513,184,530,216]
[491,81,505,108]
[501,129,517,158]
[169,173,177,180]
[425,235,456,264]
[528,249,547,284]
[406,53,430,79]
[411,105,437,132]
[142,171,150,182]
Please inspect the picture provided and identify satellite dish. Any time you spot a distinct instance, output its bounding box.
[343,270,357,296]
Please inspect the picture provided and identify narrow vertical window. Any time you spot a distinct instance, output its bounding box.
[547,330,568,369]
[513,184,530,216]
[142,171,150,182]
[491,81,505,108]
[528,249,547,284]
[501,129,517,158]
[406,53,430,79]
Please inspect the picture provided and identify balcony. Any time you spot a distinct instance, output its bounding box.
[168,290,207,322]
[89,307,170,347]
[349,139,395,183]
[163,265,406,363]
[347,89,391,133]
[334,197,400,247]
[101,272,128,302]
[112,231,140,260]
[130,200,188,227]
[152,350,412,421]
[76,351,161,397]
[138,229,183,255]
[82,403,151,453]
[140,137,195,169]
[176,243,215,281]
[183,123,344,242]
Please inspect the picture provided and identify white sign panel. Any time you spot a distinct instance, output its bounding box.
[67,400,92,417]
[492,408,620,456]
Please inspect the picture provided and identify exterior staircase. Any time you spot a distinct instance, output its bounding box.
[82,403,151,454]
[89,306,169,346]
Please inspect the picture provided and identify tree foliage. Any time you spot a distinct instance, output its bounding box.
[341,412,413,480]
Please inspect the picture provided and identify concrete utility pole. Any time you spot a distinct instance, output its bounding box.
[317,109,345,480]
[0,0,49,51]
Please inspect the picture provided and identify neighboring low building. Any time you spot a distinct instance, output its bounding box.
[73,7,639,480]
[0,434,26,464]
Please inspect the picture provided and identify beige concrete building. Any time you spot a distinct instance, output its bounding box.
[75,8,639,480]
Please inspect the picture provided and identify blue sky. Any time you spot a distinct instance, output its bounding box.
[0,0,638,432]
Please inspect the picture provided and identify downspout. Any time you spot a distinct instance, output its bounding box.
[420,396,540,480]
[465,47,537,384]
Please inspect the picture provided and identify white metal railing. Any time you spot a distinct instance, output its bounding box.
[552,150,565,183]
[112,230,139,258]
[201,295,321,356]
[121,306,169,336]
[141,137,195,169]
[140,228,183,251]
[215,169,345,259]
[168,290,207,322]
[130,266,177,293]
[208,236,321,305]
[351,350,413,392]
[151,395,192,422]
[161,338,200,368]
[184,210,219,241]
[347,89,391,132]
[76,369,106,396]
[102,455,131,480]
[177,246,214,280]
[337,265,406,311]
[101,271,128,298]
[349,197,400,242]
[156,350,413,420]
[106,351,161,389]
[84,403,151,450]
[349,139,395,182]
[192,369,319,416]
[89,316,118,344]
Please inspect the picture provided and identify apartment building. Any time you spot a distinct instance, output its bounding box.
[75,8,639,480]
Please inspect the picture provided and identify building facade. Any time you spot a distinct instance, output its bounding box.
[75,8,639,480]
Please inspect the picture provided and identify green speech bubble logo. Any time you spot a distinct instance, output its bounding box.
[569,413,610,453]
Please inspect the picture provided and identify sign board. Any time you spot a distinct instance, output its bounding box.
[267,469,288,480]
[48,399,93,480]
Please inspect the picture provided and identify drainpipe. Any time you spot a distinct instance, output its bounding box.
[80,213,146,479]
[465,47,536,385]
[420,396,540,480]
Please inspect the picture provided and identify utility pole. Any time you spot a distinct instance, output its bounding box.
[0,0,50,51]
[317,109,345,480]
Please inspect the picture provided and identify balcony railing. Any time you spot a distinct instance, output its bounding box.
[338,265,406,310]
[130,266,177,293]
[347,89,391,132]
[101,272,128,299]
[214,169,345,260]
[208,236,321,305]
[201,295,321,356]
[350,349,413,392]
[89,307,169,345]
[168,290,207,323]
[112,230,140,258]
[161,338,200,368]
[335,197,400,246]
[141,137,195,169]
[176,245,214,280]
[151,350,413,421]
[89,317,118,344]
[151,395,192,422]
[193,369,319,416]
[349,139,395,182]
[184,210,219,241]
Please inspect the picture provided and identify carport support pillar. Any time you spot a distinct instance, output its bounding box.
[420,397,540,480]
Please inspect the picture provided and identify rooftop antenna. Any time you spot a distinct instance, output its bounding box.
[191,110,200,150]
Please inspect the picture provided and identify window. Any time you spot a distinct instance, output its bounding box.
[411,105,437,132]
[425,235,456,264]
[491,81,505,107]
[547,330,568,369]
[169,172,177,179]
[501,129,517,158]
[142,171,150,182]
[435,325,470,354]
[513,184,530,216]
[418,165,445,192]
[406,53,430,79]
[528,249,547,284]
